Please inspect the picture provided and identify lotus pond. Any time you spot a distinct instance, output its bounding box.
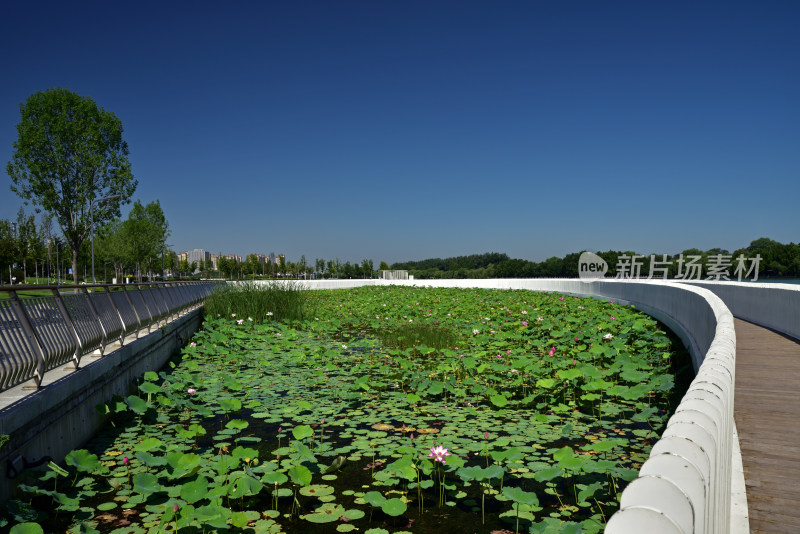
[6,286,692,534]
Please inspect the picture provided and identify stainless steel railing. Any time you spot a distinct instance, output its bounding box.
[0,281,220,392]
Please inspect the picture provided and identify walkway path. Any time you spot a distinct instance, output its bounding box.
[735,318,800,533]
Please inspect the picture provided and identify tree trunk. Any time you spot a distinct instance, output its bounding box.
[72,247,79,286]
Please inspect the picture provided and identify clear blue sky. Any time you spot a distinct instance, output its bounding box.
[1,1,798,265]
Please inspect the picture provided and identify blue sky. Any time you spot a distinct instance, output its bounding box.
[1,1,798,265]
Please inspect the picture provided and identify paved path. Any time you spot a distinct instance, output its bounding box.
[734,318,800,534]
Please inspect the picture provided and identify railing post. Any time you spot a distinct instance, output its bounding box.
[121,285,143,338]
[105,286,127,346]
[8,291,47,387]
[136,284,155,332]
[50,288,84,368]
[82,288,108,355]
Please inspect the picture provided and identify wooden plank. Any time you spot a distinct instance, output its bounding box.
[734,318,800,533]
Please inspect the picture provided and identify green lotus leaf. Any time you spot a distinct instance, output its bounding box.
[302,503,345,523]
[180,476,208,503]
[262,471,288,485]
[166,452,202,478]
[225,419,249,430]
[134,437,162,452]
[342,508,365,520]
[132,472,161,495]
[502,486,539,506]
[232,446,259,461]
[126,395,148,414]
[489,394,508,407]
[218,397,242,412]
[194,504,230,529]
[143,371,159,381]
[536,378,555,389]
[299,484,334,497]
[64,449,99,473]
[134,451,167,468]
[533,465,563,482]
[381,498,407,517]
[288,464,312,486]
[9,523,44,534]
[229,474,263,498]
[363,490,386,507]
[292,424,314,440]
[230,511,249,528]
[138,381,160,395]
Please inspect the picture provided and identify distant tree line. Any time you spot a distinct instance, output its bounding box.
[390,239,800,280]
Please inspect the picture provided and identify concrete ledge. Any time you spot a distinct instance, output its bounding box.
[0,308,204,501]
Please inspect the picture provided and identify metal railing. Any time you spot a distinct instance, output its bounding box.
[0,282,219,392]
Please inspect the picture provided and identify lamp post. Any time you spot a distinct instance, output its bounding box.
[91,194,120,284]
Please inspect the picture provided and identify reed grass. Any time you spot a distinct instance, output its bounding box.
[203,281,313,323]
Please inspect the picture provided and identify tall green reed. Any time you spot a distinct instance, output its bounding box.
[203,281,313,323]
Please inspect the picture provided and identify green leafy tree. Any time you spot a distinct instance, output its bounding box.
[14,208,45,282]
[7,88,137,285]
[361,259,374,278]
[123,200,169,282]
[0,219,17,283]
[96,219,129,282]
[379,261,390,271]
[244,254,261,276]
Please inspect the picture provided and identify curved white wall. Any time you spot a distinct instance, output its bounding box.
[682,280,800,341]
[253,278,739,533]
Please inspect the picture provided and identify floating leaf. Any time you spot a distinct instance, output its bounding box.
[9,523,44,534]
[381,498,407,516]
[292,425,314,440]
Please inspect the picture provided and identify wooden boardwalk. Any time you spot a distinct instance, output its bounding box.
[734,318,800,534]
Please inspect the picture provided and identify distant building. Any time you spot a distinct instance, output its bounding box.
[188,249,210,268]
[380,270,409,280]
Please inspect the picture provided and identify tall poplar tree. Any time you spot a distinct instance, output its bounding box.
[7,88,137,284]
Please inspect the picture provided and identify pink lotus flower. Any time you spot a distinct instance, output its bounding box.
[507,349,511,355]
[187,388,197,395]
[484,432,489,439]
[521,321,528,326]
[122,456,129,466]
[428,445,452,464]
[173,503,179,512]
[610,315,616,320]
[548,347,555,356]
[189,342,197,347]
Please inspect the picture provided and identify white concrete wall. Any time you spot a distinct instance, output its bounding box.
[283,278,738,533]
[681,280,800,341]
